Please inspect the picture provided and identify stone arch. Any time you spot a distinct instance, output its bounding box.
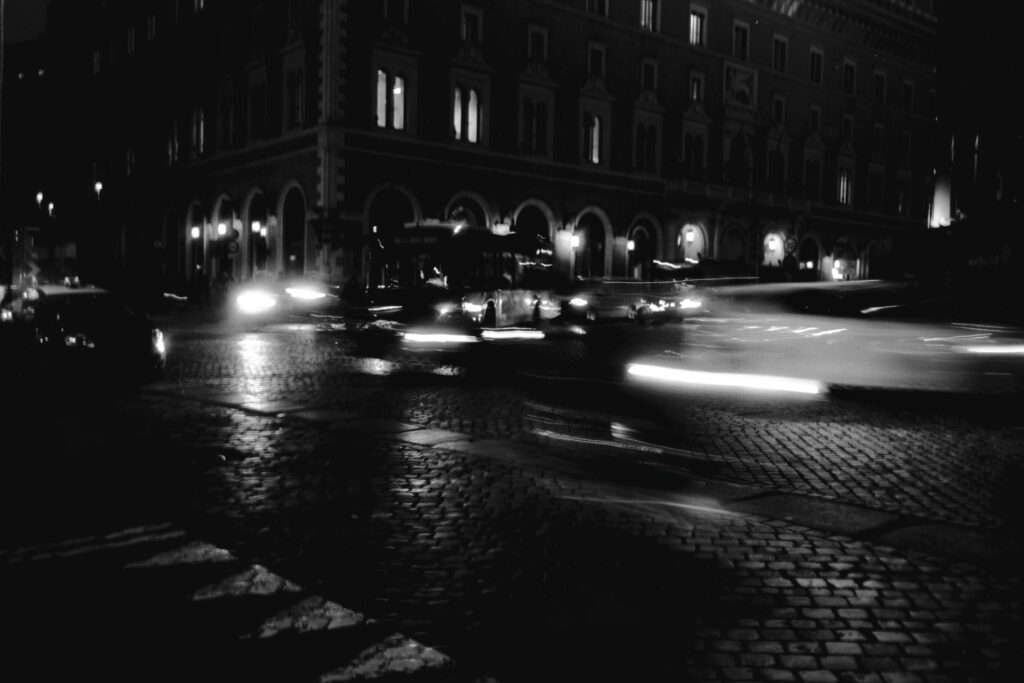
[278,184,308,277]
[718,223,746,263]
[184,200,207,281]
[569,206,613,278]
[244,190,271,278]
[677,222,708,262]
[365,185,418,288]
[512,199,556,244]
[160,207,183,287]
[364,184,422,236]
[445,191,493,229]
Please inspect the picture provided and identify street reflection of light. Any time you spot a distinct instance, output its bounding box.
[237,335,272,380]
[569,297,588,307]
[811,328,846,337]
[481,328,545,340]
[356,358,397,376]
[961,344,1024,355]
[403,332,479,344]
[369,305,403,313]
[627,363,825,395]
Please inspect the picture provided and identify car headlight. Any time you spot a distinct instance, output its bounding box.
[236,290,278,314]
[152,328,166,355]
[462,302,484,314]
[679,298,702,310]
[569,297,588,308]
[284,286,327,300]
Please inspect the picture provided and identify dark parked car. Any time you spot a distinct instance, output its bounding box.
[0,284,167,386]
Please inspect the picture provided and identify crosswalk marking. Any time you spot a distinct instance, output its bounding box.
[320,633,453,682]
[246,595,367,639]
[124,539,235,568]
[2,523,474,680]
[192,563,304,600]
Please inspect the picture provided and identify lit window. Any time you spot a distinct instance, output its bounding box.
[689,8,706,47]
[194,0,204,13]
[809,47,823,84]
[392,75,405,130]
[733,22,749,60]
[453,85,482,143]
[583,113,601,164]
[376,70,406,131]
[641,0,658,32]
[773,36,787,73]
[376,70,387,126]
[192,107,205,155]
[690,72,705,104]
[838,166,852,205]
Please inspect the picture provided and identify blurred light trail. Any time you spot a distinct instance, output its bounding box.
[960,344,1024,355]
[481,328,545,340]
[403,332,479,344]
[627,363,826,395]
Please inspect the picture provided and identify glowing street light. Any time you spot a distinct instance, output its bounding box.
[571,234,580,249]
[191,226,201,240]
[36,191,44,208]
[768,236,779,250]
[217,222,227,237]
[47,202,54,217]
[685,230,695,244]
[627,239,635,252]
[94,181,103,198]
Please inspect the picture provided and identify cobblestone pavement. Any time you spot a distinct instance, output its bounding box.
[2,306,1022,681]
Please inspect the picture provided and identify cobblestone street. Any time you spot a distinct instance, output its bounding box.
[2,310,1022,681]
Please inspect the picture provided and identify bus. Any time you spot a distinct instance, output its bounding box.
[360,221,564,331]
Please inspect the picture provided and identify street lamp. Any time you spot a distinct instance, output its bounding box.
[217,222,227,237]
[94,181,103,198]
[191,226,201,240]
[36,191,43,208]
[47,202,54,217]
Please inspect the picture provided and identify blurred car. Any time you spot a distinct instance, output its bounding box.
[627,280,1024,396]
[560,278,703,324]
[0,283,167,385]
[230,277,341,323]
